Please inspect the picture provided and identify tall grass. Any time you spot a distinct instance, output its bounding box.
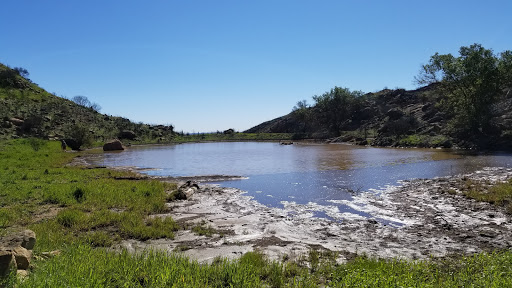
[7,246,512,287]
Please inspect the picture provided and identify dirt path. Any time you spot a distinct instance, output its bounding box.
[116,167,512,263]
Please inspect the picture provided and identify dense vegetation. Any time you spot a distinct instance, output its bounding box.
[247,44,512,150]
[2,139,512,287]
[416,43,512,138]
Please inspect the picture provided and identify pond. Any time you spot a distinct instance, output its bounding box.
[92,142,512,219]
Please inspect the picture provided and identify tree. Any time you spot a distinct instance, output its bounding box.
[13,67,29,78]
[312,87,364,134]
[292,100,311,133]
[416,43,512,135]
[72,95,91,107]
[72,95,101,112]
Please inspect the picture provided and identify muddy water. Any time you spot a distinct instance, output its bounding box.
[94,142,512,217]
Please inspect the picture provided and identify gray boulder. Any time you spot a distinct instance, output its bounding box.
[175,181,200,200]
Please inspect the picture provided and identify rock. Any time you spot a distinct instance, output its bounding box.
[9,118,24,127]
[0,250,16,277]
[0,229,36,251]
[20,230,36,250]
[13,247,31,270]
[175,181,200,200]
[120,130,136,140]
[40,250,61,259]
[17,269,29,280]
[103,139,125,151]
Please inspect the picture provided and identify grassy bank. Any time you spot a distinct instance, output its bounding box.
[2,139,512,287]
[9,245,512,287]
[172,132,293,143]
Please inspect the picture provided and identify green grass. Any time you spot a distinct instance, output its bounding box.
[464,178,512,214]
[191,222,218,237]
[0,139,178,249]
[4,246,512,287]
[3,138,512,287]
[173,132,293,143]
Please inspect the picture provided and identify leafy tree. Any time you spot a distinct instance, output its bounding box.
[416,43,512,135]
[292,100,311,133]
[312,87,364,134]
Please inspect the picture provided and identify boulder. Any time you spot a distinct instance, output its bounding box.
[20,230,36,250]
[13,247,31,270]
[103,139,125,151]
[175,181,200,200]
[0,229,36,251]
[0,250,16,277]
[120,130,136,140]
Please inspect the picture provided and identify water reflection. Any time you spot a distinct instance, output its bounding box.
[94,142,512,217]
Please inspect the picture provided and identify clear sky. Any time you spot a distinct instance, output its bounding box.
[1,1,511,132]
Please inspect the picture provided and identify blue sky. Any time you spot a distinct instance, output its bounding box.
[1,1,511,132]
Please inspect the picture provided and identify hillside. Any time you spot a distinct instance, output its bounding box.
[246,84,512,150]
[0,63,174,148]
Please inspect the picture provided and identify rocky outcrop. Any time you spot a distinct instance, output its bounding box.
[0,230,36,277]
[103,139,125,151]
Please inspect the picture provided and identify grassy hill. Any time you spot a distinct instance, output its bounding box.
[0,63,175,148]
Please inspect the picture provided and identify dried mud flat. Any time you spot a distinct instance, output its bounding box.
[117,167,512,263]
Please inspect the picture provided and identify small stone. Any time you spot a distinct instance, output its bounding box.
[17,269,29,279]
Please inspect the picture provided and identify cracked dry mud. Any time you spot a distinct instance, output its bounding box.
[117,167,512,263]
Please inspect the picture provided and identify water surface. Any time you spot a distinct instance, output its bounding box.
[93,142,512,220]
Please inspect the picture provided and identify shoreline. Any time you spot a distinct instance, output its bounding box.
[102,160,512,263]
